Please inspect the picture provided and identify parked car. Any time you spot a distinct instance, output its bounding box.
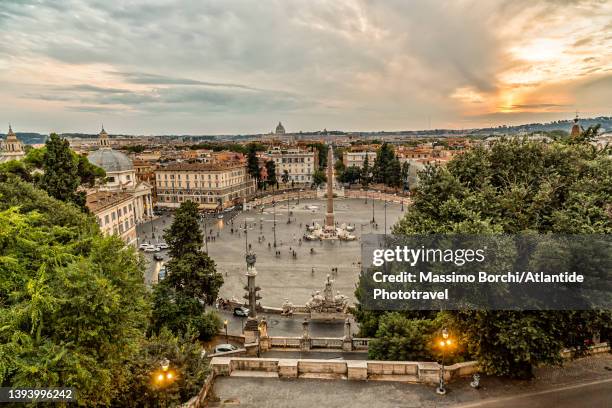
[233,306,249,317]
[217,214,224,219]
[158,242,169,250]
[144,246,160,252]
[153,254,164,261]
[139,243,151,250]
[214,344,238,354]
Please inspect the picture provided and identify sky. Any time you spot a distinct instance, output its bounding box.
[0,0,611,135]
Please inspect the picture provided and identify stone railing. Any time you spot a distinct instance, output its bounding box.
[210,357,479,384]
[351,338,371,350]
[311,337,344,349]
[270,337,301,348]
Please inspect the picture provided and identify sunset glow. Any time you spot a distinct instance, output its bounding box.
[0,0,610,133]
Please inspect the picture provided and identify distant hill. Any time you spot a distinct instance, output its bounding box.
[3,116,610,143]
[0,132,48,145]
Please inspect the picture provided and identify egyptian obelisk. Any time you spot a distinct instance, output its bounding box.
[325,146,335,228]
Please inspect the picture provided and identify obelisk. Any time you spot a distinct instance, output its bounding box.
[325,146,335,228]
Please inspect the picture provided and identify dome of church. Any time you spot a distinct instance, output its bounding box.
[88,148,133,172]
[275,121,286,134]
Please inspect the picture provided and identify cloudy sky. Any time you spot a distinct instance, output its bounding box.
[1,0,610,134]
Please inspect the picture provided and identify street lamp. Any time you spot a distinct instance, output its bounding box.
[154,358,176,408]
[371,192,375,224]
[437,328,451,395]
[272,199,277,248]
[223,320,229,343]
[384,200,387,236]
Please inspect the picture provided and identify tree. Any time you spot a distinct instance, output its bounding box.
[265,160,277,189]
[312,169,327,187]
[114,328,211,407]
[307,142,328,170]
[0,178,150,405]
[361,155,371,188]
[358,137,612,379]
[340,166,361,185]
[164,201,203,259]
[246,143,260,185]
[156,201,223,340]
[281,169,290,186]
[40,133,84,208]
[401,161,410,189]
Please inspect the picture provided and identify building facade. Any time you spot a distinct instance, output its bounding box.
[87,127,154,223]
[155,162,256,210]
[0,125,26,163]
[86,191,137,246]
[342,150,377,169]
[265,147,317,184]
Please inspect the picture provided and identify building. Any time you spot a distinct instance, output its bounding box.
[275,122,286,135]
[86,191,137,246]
[87,127,154,223]
[0,125,26,163]
[155,161,256,210]
[265,146,317,184]
[570,114,582,137]
[342,149,377,169]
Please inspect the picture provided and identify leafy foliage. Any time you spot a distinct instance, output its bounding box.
[358,138,612,378]
[40,134,85,208]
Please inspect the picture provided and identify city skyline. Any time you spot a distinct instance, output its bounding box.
[1,0,611,134]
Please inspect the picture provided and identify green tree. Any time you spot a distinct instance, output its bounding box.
[312,169,327,187]
[340,165,361,185]
[281,169,290,186]
[156,201,223,340]
[307,142,328,170]
[40,133,84,208]
[401,161,410,189]
[0,179,150,405]
[246,143,261,185]
[164,201,203,259]
[361,155,371,188]
[114,328,211,407]
[265,160,277,189]
[358,138,612,379]
[76,153,106,187]
[372,142,399,187]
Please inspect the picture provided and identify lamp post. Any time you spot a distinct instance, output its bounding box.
[436,328,451,395]
[371,192,375,224]
[384,200,387,236]
[224,320,229,343]
[272,199,277,248]
[203,216,208,254]
[287,196,291,224]
[154,358,176,408]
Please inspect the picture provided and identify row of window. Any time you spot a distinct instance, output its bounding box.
[156,171,244,181]
[98,203,133,227]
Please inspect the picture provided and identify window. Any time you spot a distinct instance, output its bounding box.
[105,214,110,224]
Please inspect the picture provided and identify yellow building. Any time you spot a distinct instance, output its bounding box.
[86,191,137,246]
[155,162,256,210]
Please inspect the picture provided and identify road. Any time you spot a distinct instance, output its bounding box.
[455,377,612,408]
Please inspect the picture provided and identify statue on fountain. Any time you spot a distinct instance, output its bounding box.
[305,275,350,320]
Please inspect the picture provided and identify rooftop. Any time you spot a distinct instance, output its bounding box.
[158,161,245,172]
[86,191,132,213]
